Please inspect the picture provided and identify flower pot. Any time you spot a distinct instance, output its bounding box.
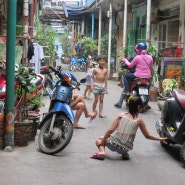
[149,86,158,102]
[29,120,39,141]
[28,112,40,140]
[0,121,4,150]
[14,121,32,146]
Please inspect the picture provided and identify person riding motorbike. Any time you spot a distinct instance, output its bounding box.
[114,42,153,108]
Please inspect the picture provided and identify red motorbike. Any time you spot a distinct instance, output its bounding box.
[118,61,151,111]
[0,61,45,109]
[128,78,151,110]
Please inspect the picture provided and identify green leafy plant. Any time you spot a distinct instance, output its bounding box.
[147,44,163,83]
[147,44,162,66]
[123,45,131,58]
[15,67,37,97]
[15,66,43,121]
[77,37,98,57]
[162,79,178,97]
[60,33,74,58]
[178,75,185,90]
[34,19,57,62]
[100,34,117,58]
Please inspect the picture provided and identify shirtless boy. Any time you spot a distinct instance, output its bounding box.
[91,55,108,118]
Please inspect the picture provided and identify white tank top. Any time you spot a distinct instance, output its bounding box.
[108,116,139,150]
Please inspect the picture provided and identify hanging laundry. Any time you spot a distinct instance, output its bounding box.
[30,43,44,74]
[27,40,34,61]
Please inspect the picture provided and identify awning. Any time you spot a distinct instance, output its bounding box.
[62,1,95,18]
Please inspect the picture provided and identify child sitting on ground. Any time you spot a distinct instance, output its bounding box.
[90,97,167,160]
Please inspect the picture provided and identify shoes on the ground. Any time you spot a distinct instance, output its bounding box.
[114,103,121,108]
[121,153,129,160]
[90,153,105,160]
[73,125,86,129]
[125,95,130,102]
[99,115,107,118]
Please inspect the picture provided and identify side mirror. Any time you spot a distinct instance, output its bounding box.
[80,78,86,83]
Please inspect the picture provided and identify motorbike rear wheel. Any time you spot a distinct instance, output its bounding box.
[79,63,86,72]
[38,114,73,155]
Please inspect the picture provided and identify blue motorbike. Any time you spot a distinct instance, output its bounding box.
[70,56,87,72]
[70,56,79,71]
[38,66,81,155]
[77,56,87,72]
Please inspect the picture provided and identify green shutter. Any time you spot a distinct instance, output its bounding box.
[128,29,136,56]
[136,27,146,43]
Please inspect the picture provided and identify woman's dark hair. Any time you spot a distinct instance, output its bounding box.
[128,97,142,118]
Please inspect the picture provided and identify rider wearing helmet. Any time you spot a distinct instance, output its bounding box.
[114,42,153,108]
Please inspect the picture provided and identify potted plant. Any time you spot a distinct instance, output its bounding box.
[146,44,163,102]
[147,43,163,85]
[177,75,185,90]
[14,66,43,145]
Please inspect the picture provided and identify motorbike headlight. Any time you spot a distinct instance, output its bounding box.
[155,120,163,134]
[0,86,6,94]
[70,80,78,87]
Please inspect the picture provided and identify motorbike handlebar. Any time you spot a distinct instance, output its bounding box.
[120,61,128,69]
[49,65,80,90]
[49,65,58,73]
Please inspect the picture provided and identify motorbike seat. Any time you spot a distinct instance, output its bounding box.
[172,89,185,110]
[133,78,151,85]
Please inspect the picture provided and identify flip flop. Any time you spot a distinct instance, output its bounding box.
[89,110,97,123]
[74,125,86,129]
[90,153,105,160]
[99,115,106,118]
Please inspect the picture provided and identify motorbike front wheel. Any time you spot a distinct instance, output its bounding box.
[70,64,77,71]
[180,142,185,166]
[38,114,73,155]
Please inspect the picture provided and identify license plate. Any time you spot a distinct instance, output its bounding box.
[139,87,148,95]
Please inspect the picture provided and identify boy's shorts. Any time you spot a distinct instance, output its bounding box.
[93,82,107,95]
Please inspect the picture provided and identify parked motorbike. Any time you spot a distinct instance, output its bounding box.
[155,89,185,166]
[40,65,54,96]
[77,56,87,72]
[70,56,87,72]
[92,60,98,68]
[61,54,65,63]
[38,66,81,155]
[0,100,4,119]
[69,56,78,71]
[120,61,151,110]
[0,61,45,105]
